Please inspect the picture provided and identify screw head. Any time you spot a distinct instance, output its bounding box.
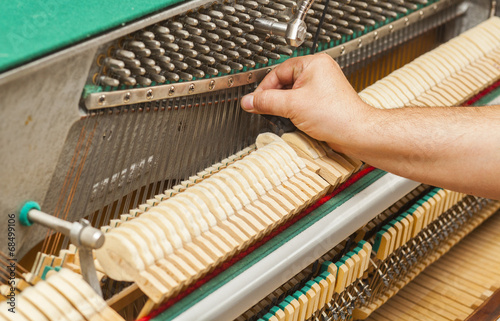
[124,92,131,103]
[146,89,153,100]
[188,83,195,93]
[228,77,234,87]
[209,80,215,90]
[168,86,175,96]
[247,73,253,83]
[98,95,105,105]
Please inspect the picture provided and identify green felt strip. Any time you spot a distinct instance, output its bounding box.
[152,169,386,320]
[0,0,185,73]
[473,85,500,106]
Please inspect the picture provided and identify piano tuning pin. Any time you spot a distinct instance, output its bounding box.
[234,12,251,22]
[185,25,202,36]
[164,72,180,82]
[123,58,141,68]
[128,64,146,74]
[244,34,260,43]
[144,65,161,74]
[203,31,220,42]
[174,29,190,39]
[262,50,281,60]
[177,39,194,49]
[172,60,188,70]
[135,48,152,57]
[210,51,227,62]
[104,57,125,69]
[149,47,165,56]
[158,61,175,71]
[110,67,131,77]
[140,57,156,67]
[306,16,320,25]
[163,42,180,52]
[213,18,229,28]
[214,29,231,39]
[216,4,235,15]
[205,9,224,20]
[136,76,152,86]
[228,61,243,71]
[126,40,146,50]
[220,39,236,49]
[193,43,210,54]
[158,33,176,43]
[214,63,231,74]
[180,48,198,58]
[200,65,219,76]
[253,54,268,64]
[184,57,202,68]
[149,73,166,83]
[138,31,155,41]
[200,21,217,31]
[186,67,205,78]
[182,16,199,26]
[115,49,135,60]
[236,47,252,58]
[223,49,240,59]
[224,14,240,24]
[119,76,137,86]
[198,54,215,65]
[267,2,286,11]
[239,58,255,68]
[178,71,193,81]
[276,45,293,56]
[275,13,291,22]
[246,43,263,53]
[168,51,184,61]
[99,76,120,87]
[246,9,262,18]
[151,25,170,35]
[233,36,247,46]
[166,21,183,30]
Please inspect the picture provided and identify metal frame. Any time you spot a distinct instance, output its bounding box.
[85,0,458,110]
[173,174,420,321]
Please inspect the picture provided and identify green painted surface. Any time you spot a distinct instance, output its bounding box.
[152,169,387,321]
[0,0,186,72]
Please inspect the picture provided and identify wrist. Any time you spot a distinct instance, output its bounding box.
[327,101,378,155]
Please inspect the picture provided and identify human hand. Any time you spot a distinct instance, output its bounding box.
[240,54,374,153]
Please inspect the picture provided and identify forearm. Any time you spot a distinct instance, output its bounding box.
[332,105,500,199]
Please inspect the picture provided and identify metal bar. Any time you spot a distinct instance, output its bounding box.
[173,174,420,321]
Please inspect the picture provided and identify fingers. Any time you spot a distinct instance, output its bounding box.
[255,55,315,92]
[241,88,295,117]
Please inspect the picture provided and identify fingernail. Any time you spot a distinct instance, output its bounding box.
[241,94,254,112]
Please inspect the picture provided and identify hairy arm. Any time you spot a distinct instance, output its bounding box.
[241,54,500,199]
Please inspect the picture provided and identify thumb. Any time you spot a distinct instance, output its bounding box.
[241,89,293,117]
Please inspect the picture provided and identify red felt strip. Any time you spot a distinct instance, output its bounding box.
[464,80,500,106]
[138,166,375,321]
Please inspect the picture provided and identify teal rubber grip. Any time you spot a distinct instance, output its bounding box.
[20,201,40,226]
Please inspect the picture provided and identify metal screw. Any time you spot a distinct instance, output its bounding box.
[357,39,362,48]
[146,89,153,100]
[389,25,394,33]
[419,10,424,18]
[168,86,175,96]
[209,80,215,90]
[247,73,253,82]
[188,83,195,93]
[374,31,379,40]
[340,46,345,55]
[405,17,409,26]
[228,77,234,87]
[124,92,131,103]
[98,95,105,106]
[266,68,272,74]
